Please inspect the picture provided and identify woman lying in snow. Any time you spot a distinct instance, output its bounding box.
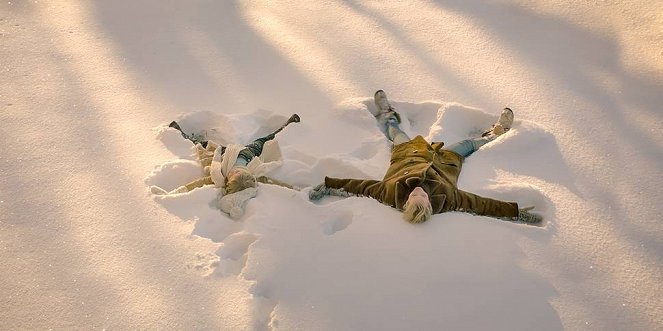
[151,114,300,218]
[309,90,542,224]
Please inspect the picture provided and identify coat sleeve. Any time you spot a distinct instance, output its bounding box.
[256,176,296,190]
[325,177,384,201]
[456,190,519,217]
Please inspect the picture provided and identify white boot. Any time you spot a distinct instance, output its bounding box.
[497,107,514,129]
[374,90,402,132]
[374,90,393,113]
[482,107,514,137]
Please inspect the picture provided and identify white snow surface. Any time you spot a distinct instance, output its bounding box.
[2,1,662,330]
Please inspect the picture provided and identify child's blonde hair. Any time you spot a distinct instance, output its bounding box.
[225,167,257,195]
[403,196,432,224]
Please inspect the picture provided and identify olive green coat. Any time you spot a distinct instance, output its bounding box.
[325,135,519,217]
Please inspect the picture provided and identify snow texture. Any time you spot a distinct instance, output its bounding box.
[1,1,662,330]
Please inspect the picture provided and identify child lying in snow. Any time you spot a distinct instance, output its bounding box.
[309,90,543,225]
[151,114,300,218]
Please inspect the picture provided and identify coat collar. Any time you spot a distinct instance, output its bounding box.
[398,175,447,213]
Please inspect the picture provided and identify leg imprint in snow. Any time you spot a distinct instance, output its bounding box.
[186,252,220,277]
[213,232,260,277]
[322,210,354,235]
[248,282,278,331]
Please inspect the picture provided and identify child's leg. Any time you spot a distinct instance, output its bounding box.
[169,121,209,147]
[238,114,300,162]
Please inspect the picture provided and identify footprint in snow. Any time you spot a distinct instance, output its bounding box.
[213,232,259,277]
[322,211,354,235]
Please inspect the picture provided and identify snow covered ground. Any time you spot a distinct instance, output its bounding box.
[1,1,661,330]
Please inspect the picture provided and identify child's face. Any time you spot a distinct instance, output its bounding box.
[226,168,257,194]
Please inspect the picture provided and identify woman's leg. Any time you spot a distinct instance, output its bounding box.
[447,109,515,158]
[374,90,409,146]
[386,122,411,146]
[444,136,496,158]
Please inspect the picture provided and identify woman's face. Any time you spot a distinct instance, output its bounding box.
[408,186,429,202]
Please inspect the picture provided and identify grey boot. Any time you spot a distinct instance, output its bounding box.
[517,208,543,224]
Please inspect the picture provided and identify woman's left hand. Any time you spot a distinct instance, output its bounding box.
[308,183,329,200]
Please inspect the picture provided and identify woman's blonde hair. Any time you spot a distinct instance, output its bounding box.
[403,196,432,224]
[225,167,257,195]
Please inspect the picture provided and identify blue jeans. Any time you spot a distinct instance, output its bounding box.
[385,122,495,158]
[444,136,495,158]
[386,122,411,145]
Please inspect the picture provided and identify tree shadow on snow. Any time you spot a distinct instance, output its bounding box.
[89,0,337,121]
[426,3,663,325]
